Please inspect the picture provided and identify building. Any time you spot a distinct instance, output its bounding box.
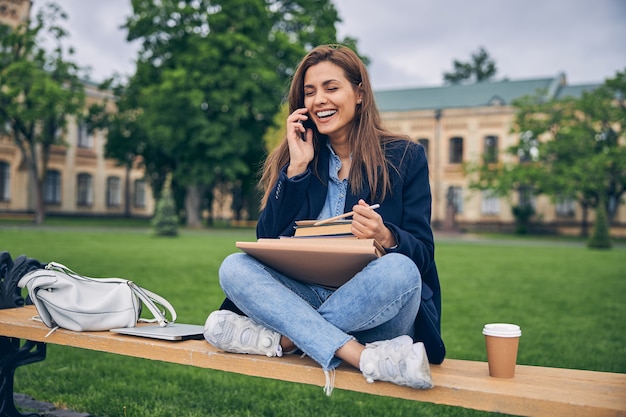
[376,75,625,236]
[0,81,154,219]
[0,0,30,28]
[0,0,154,220]
[3,0,622,232]
[4,70,623,233]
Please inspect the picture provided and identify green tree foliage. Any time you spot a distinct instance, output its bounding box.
[466,69,626,237]
[443,47,497,85]
[111,0,357,226]
[0,3,86,224]
[87,76,146,218]
[263,103,289,153]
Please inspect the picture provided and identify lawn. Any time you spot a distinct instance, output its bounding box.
[1,225,625,417]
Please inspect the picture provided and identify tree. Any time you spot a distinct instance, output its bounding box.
[443,47,497,85]
[115,0,356,227]
[0,3,86,224]
[466,69,626,237]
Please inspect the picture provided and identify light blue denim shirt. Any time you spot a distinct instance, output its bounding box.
[316,141,351,220]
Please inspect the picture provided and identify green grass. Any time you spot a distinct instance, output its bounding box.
[1,225,625,417]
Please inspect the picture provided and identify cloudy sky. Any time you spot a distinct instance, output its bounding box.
[31,0,626,91]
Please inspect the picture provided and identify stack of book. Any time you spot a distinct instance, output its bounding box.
[293,219,353,237]
[236,216,385,288]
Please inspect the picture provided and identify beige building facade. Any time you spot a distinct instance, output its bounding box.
[0,82,154,219]
[1,0,154,220]
[3,0,623,233]
[376,76,626,236]
[3,72,624,233]
[0,0,30,28]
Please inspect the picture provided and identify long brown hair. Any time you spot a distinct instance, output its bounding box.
[260,44,402,208]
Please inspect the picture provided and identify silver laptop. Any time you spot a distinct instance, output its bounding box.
[110,323,205,341]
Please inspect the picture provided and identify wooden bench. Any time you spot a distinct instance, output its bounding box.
[1,306,625,417]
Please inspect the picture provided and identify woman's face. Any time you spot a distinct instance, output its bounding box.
[303,61,361,143]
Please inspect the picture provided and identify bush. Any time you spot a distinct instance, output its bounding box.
[588,200,612,249]
[512,204,535,234]
[151,174,178,237]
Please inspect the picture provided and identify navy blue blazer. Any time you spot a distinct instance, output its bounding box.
[225,139,445,364]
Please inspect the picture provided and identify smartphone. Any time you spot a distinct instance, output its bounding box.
[300,118,314,141]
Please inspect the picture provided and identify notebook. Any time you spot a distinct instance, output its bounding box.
[236,237,385,288]
[110,323,205,341]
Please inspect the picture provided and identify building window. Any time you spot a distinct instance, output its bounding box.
[555,194,575,217]
[484,135,498,163]
[481,190,500,215]
[449,137,463,164]
[77,123,93,148]
[107,176,121,207]
[134,179,146,208]
[44,170,62,205]
[447,186,463,214]
[0,161,10,201]
[77,173,93,206]
[417,138,429,160]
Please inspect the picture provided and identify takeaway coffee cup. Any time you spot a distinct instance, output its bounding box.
[482,323,522,378]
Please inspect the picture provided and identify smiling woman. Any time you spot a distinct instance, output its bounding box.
[205,44,445,395]
[302,61,362,147]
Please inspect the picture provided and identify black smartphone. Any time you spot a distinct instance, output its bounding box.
[300,118,314,141]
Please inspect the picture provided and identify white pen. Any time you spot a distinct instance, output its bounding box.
[313,204,380,226]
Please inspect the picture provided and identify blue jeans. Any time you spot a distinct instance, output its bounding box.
[218,252,422,370]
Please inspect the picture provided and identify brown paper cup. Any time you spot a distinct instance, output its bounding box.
[483,323,521,378]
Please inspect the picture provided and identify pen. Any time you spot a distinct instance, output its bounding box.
[312,204,380,226]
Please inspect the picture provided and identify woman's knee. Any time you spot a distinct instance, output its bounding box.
[218,252,249,290]
[381,253,421,285]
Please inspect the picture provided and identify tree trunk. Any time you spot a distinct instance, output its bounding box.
[124,163,132,218]
[27,148,45,225]
[185,184,205,228]
[33,177,45,225]
[580,204,589,237]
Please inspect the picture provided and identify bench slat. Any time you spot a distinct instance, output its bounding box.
[1,306,625,417]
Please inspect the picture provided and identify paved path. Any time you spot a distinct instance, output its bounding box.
[14,393,92,417]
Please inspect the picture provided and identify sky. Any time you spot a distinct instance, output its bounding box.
[30,0,626,91]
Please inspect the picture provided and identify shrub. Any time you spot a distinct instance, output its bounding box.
[512,204,535,234]
[151,174,178,237]
[588,199,612,249]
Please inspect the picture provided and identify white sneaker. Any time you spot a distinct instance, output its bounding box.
[204,310,282,357]
[359,335,433,389]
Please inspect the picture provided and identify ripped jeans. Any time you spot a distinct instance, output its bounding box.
[218,252,422,371]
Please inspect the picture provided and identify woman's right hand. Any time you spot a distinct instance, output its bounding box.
[286,108,314,178]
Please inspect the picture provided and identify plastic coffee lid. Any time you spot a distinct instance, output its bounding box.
[482,323,522,337]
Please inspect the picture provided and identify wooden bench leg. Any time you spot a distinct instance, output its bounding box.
[0,338,46,417]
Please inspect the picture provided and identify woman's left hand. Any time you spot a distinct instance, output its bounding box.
[350,200,396,248]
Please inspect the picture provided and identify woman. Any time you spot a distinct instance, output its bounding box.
[205,45,445,393]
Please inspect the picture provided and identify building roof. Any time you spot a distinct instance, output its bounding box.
[557,83,600,99]
[374,73,600,112]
